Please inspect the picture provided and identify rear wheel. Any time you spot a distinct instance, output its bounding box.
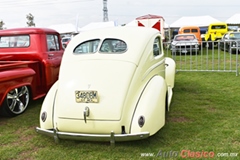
[207,39,213,49]
[0,86,30,117]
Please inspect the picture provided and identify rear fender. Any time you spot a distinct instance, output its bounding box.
[204,34,210,41]
[130,76,167,136]
[39,81,58,129]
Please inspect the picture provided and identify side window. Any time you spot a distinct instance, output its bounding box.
[153,37,162,56]
[54,35,60,50]
[47,34,59,51]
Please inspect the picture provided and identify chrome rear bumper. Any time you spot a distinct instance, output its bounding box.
[35,127,149,145]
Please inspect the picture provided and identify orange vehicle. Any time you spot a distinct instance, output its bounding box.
[178,26,201,45]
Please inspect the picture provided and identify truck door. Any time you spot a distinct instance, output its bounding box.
[45,34,63,90]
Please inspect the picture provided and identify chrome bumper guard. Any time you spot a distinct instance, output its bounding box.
[35,127,149,145]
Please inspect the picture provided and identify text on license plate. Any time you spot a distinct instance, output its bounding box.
[75,90,98,103]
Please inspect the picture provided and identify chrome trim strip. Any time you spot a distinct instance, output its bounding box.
[36,127,149,144]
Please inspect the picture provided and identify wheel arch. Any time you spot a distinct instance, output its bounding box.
[0,82,33,108]
[39,81,59,130]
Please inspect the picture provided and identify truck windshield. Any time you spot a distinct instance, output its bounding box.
[0,35,30,48]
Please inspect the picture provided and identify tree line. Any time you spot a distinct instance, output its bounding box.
[0,13,35,30]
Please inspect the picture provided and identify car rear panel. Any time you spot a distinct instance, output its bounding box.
[55,60,136,132]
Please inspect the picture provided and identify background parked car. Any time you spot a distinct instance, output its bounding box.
[204,22,228,48]
[178,26,202,46]
[220,32,240,53]
[61,37,71,48]
[171,34,199,55]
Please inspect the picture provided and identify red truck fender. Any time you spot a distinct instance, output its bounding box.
[0,67,35,116]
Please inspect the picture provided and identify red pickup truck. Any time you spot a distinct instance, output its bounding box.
[0,27,64,117]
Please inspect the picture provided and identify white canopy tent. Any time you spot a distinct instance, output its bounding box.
[48,23,79,34]
[125,20,137,26]
[226,13,240,25]
[79,21,117,32]
[170,15,221,28]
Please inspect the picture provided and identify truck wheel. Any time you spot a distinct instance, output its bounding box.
[0,86,30,117]
[207,40,213,49]
[207,35,213,49]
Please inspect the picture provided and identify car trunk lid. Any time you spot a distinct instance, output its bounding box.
[55,60,136,121]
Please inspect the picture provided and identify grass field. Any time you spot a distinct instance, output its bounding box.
[0,72,240,160]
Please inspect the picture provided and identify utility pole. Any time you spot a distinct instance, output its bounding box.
[103,0,108,22]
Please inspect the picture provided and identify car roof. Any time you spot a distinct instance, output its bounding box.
[179,26,200,29]
[209,22,227,25]
[226,32,240,34]
[73,26,158,42]
[63,26,160,65]
[0,27,59,35]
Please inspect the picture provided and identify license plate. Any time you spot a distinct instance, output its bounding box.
[75,90,98,103]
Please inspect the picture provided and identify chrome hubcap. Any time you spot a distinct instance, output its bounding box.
[7,86,29,114]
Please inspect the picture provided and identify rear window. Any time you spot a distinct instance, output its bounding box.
[183,29,190,33]
[99,39,127,53]
[0,35,30,48]
[74,39,100,54]
[211,25,227,29]
[73,38,127,54]
[191,29,198,32]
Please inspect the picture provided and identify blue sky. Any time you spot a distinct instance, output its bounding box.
[0,0,240,28]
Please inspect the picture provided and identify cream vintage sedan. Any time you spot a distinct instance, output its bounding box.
[36,26,176,145]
